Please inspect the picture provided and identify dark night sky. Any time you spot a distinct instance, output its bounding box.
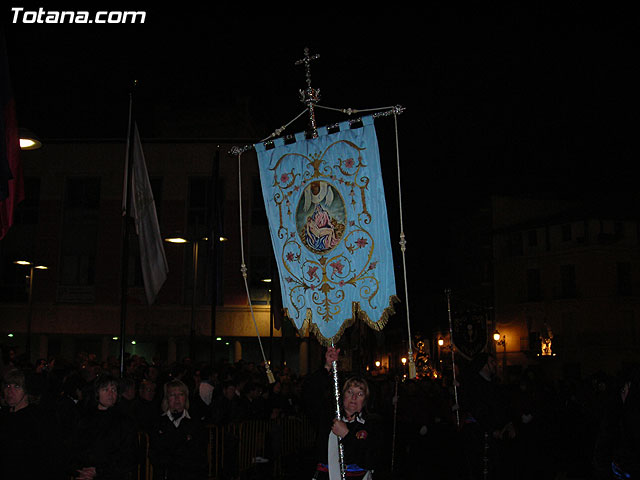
[2,6,637,312]
[4,7,635,191]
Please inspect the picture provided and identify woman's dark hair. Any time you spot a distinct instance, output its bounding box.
[94,374,119,401]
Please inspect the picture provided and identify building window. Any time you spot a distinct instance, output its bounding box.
[58,177,101,302]
[185,177,212,305]
[508,231,523,256]
[614,221,624,239]
[617,262,632,296]
[560,264,576,298]
[526,268,541,301]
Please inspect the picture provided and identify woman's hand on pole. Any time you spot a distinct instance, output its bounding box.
[331,418,349,438]
[325,346,340,371]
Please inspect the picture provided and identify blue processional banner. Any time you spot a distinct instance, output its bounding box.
[255,116,397,345]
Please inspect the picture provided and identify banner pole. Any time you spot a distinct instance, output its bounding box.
[331,342,346,480]
[446,288,460,427]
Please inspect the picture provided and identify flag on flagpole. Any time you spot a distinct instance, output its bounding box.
[0,36,24,240]
[125,123,168,304]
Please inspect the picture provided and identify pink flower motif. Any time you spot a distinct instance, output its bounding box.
[330,260,344,276]
[307,266,319,280]
[345,158,355,169]
[368,261,378,271]
[285,277,293,283]
[356,237,368,249]
[339,281,345,287]
[280,173,290,183]
[286,252,295,262]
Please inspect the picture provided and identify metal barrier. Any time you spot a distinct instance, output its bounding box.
[69,416,315,480]
[208,415,316,479]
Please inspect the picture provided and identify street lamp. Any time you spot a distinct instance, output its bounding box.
[164,235,209,360]
[493,330,507,376]
[13,260,48,363]
[18,128,42,150]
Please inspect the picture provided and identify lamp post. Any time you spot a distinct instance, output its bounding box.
[493,330,507,378]
[164,235,209,360]
[13,260,48,363]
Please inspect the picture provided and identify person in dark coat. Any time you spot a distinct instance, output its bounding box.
[0,368,51,478]
[460,353,516,480]
[149,379,208,480]
[131,378,161,433]
[69,374,137,480]
[303,346,381,480]
[593,368,640,479]
[212,380,243,425]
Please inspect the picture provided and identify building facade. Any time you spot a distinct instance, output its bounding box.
[445,193,640,380]
[0,138,315,372]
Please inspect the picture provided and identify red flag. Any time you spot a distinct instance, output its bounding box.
[0,36,24,240]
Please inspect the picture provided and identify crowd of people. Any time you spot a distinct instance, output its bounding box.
[1,345,639,480]
[0,349,304,479]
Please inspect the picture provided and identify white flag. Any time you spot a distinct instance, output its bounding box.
[126,123,168,304]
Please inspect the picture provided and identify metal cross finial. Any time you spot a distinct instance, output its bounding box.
[295,48,321,138]
[295,47,320,88]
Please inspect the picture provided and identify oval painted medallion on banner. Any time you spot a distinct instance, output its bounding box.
[296,181,347,254]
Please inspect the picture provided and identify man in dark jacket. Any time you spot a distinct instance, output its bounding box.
[149,379,208,480]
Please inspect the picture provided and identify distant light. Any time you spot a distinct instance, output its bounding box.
[262,278,272,283]
[216,337,222,341]
[19,129,42,150]
[20,138,37,149]
[437,339,444,347]
[401,357,407,365]
[7,333,14,337]
[219,236,228,242]
[375,361,381,368]
[112,337,119,341]
[131,340,137,345]
[13,260,47,269]
[493,330,502,342]
[225,342,230,346]
[164,237,188,244]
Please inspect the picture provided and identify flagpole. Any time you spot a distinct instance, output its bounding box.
[445,289,461,428]
[209,149,220,368]
[119,81,137,377]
